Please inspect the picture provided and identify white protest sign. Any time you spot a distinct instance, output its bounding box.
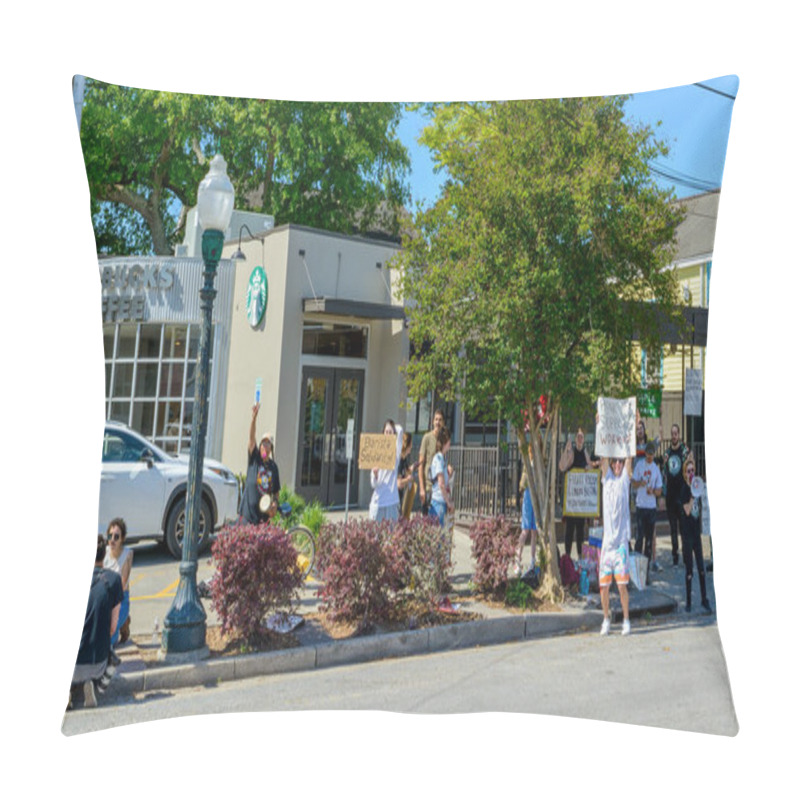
[562,470,601,517]
[595,396,637,458]
[685,368,703,416]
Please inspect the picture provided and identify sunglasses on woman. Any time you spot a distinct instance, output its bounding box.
[108,532,122,542]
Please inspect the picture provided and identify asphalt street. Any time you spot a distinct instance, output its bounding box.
[62,619,736,736]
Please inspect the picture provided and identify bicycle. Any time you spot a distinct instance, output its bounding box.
[275,502,316,580]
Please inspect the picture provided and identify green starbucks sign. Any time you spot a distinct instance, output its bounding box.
[246,266,268,328]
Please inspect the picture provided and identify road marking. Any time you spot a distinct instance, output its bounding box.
[131,577,179,601]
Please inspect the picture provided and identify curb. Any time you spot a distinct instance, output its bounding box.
[109,591,677,698]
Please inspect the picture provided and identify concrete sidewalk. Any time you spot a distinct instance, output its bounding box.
[100,515,712,703]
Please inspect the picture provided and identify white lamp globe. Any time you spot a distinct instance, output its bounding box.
[197,154,235,232]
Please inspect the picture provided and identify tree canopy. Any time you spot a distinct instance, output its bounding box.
[79,79,412,255]
[396,97,685,595]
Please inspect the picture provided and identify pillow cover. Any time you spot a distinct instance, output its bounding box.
[64,75,738,738]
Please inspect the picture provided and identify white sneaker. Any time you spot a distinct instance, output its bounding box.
[600,618,610,636]
[622,619,631,636]
[83,680,97,708]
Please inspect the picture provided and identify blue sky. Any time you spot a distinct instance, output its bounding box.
[397,75,739,206]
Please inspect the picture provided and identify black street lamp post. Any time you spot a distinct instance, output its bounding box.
[161,155,235,659]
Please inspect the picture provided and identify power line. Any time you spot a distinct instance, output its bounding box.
[693,82,737,101]
[649,165,719,193]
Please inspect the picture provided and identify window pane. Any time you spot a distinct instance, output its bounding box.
[135,362,159,397]
[156,400,183,438]
[109,402,130,425]
[159,362,184,398]
[132,401,156,437]
[117,324,138,358]
[112,363,134,397]
[162,325,187,359]
[103,328,115,360]
[300,377,328,487]
[139,324,162,359]
[105,363,112,399]
[301,323,368,358]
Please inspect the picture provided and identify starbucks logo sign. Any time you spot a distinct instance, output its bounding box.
[246,266,268,328]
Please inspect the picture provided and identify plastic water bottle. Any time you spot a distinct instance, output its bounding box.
[580,568,589,596]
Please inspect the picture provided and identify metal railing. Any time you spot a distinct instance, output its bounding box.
[449,440,707,524]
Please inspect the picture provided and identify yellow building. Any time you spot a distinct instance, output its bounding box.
[639,189,717,456]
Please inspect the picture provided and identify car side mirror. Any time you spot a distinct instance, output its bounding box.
[140,449,155,468]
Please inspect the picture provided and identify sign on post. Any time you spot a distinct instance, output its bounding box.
[358,433,396,471]
[562,470,601,517]
[685,369,703,416]
[595,396,637,458]
[346,419,355,460]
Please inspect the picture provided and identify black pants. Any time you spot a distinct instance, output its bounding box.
[681,528,707,608]
[666,501,682,563]
[635,507,657,559]
[564,517,586,560]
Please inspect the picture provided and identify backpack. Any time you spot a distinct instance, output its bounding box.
[559,553,580,586]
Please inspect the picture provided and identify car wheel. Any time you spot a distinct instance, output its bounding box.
[165,495,213,559]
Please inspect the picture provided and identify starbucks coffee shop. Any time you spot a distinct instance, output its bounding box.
[100,210,408,508]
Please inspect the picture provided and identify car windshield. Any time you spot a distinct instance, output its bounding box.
[103,427,170,464]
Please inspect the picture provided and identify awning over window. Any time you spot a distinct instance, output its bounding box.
[303,297,406,321]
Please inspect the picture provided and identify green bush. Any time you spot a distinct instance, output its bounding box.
[505,578,535,609]
[300,501,326,538]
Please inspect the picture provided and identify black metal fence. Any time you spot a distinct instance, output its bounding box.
[449,439,706,524]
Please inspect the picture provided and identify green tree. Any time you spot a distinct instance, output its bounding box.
[79,80,411,255]
[397,98,685,599]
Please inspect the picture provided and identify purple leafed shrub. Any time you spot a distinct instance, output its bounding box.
[395,515,452,605]
[210,523,304,641]
[469,516,518,597]
[316,518,409,626]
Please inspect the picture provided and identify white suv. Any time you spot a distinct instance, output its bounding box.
[99,421,240,558]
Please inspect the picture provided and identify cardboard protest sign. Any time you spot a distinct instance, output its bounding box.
[562,469,601,517]
[595,396,637,458]
[358,433,397,470]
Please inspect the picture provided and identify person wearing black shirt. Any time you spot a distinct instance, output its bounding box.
[678,458,712,614]
[558,428,600,561]
[240,403,281,525]
[664,424,691,567]
[70,535,124,709]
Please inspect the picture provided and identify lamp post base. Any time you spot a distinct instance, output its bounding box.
[161,559,209,658]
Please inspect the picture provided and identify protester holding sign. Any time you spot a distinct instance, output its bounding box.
[679,458,712,614]
[240,404,281,525]
[368,419,404,522]
[594,399,635,636]
[558,427,600,560]
[598,453,633,636]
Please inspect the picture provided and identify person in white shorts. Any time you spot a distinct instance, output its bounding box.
[599,454,633,636]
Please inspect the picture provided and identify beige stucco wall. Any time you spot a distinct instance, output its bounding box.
[218,225,407,507]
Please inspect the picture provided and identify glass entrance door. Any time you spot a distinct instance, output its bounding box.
[296,367,363,506]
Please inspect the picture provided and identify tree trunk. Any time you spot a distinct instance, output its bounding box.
[517,404,564,604]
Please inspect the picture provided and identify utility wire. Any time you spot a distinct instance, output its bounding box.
[693,82,737,101]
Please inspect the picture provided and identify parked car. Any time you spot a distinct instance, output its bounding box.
[98,421,240,558]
